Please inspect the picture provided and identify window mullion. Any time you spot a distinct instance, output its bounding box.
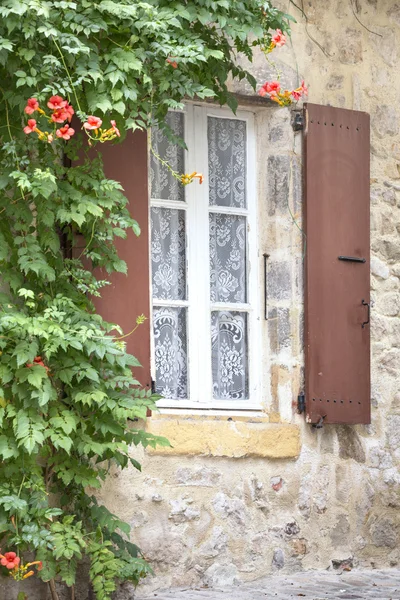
[185,104,200,404]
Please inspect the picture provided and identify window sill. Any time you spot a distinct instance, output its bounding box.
[145,414,301,459]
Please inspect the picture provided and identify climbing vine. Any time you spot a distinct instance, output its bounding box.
[0,1,294,598]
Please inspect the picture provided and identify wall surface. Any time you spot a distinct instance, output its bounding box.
[8,1,400,598]
[118,1,400,595]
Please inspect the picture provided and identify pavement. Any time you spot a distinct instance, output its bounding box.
[136,569,400,599]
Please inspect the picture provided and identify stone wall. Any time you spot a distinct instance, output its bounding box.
[11,1,400,598]
[118,1,400,594]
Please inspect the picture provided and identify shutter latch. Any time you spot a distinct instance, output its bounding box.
[297,393,306,414]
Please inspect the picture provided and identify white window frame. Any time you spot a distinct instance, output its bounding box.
[150,103,261,410]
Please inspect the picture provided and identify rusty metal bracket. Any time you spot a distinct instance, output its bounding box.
[312,415,326,429]
[297,393,306,414]
[292,111,304,131]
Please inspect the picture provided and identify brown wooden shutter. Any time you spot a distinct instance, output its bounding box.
[303,103,370,425]
[93,130,151,390]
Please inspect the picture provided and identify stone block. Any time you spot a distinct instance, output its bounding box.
[146,417,301,458]
[268,307,291,354]
[267,155,290,216]
[267,262,292,301]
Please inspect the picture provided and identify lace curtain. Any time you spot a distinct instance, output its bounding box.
[211,312,248,400]
[151,114,188,399]
[208,117,247,209]
[208,117,249,400]
[150,112,185,202]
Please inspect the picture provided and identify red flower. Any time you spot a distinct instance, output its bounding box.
[272,29,286,48]
[166,58,178,68]
[291,90,302,101]
[0,552,20,570]
[56,124,75,140]
[47,95,67,110]
[83,116,103,130]
[51,108,68,123]
[24,98,39,115]
[258,80,281,98]
[64,102,75,123]
[23,119,37,134]
[300,80,308,96]
[110,120,120,137]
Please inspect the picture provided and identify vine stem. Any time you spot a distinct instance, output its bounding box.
[48,579,61,600]
[70,584,75,600]
[0,90,26,201]
[51,36,83,115]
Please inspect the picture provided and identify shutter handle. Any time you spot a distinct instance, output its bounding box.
[361,299,370,328]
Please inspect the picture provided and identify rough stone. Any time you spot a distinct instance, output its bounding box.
[370,27,398,67]
[290,538,307,556]
[203,563,238,588]
[270,477,283,492]
[336,426,366,463]
[330,514,350,547]
[337,29,362,64]
[272,548,285,569]
[326,75,344,90]
[199,527,228,559]
[371,256,390,279]
[376,292,400,317]
[284,520,300,537]
[313,465,330,513]
[373,105,399,138]
[370,517,398,549]
[388,4,400,25]
[169,499,200,523]
[176,467,222,488]
[331,557,354,571]
[212,492,247,527]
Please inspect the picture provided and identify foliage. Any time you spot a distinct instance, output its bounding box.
[0,1,294,598]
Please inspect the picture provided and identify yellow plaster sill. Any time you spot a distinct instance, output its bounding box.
[145,415,301,458]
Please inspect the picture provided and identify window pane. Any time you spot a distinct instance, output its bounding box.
[211,311,248,400]
[150,112,185,201]
[208,117,247,209]
[151,207,186,301]
[153,307,188,399]
[209,214,247,303]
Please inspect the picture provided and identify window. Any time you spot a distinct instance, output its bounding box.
[150,104,260,409]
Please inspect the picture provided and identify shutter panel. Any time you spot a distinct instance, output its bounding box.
[93,130,151,390]
[303,103,370,425]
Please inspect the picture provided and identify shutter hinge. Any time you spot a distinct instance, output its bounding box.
[151,378,156,394]
[297,392,306,414]
[292,111,304,132]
